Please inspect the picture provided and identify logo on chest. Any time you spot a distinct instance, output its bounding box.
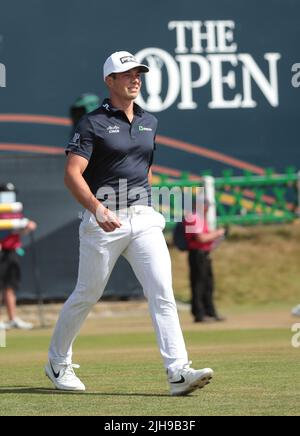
[106,125,120,134]
[139,125,153,132]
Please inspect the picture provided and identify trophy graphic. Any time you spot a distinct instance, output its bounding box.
[145,56,164,111]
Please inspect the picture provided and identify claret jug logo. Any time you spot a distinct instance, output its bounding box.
[136,20,281,112]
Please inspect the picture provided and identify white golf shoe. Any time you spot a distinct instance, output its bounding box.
[168,363,213,396]
[45,361,86,391]
[5,317,33,330]
[291,304,300,317]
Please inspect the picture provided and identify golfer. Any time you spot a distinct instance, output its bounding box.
[45,51,213,396]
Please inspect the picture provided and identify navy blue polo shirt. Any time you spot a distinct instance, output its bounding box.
[66,99,158,209]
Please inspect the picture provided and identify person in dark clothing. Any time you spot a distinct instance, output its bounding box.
[0,183,37,330]
[184,202,225,323]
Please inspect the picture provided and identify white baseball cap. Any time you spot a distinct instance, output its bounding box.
[103,51,149,80]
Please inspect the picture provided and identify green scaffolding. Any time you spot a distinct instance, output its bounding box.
[152,167,299,228]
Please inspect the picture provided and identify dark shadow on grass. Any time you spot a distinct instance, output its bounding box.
[0,387,172,397]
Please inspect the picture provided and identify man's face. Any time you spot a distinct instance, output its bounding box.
[106,67,142,101]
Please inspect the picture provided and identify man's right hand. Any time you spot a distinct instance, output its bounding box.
[95,205,122,232]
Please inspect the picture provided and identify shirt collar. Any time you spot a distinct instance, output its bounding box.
[101,98,144,117]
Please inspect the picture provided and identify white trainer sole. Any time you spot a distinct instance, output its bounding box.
[170,369,214,396]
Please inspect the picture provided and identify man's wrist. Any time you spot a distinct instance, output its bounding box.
[89,196,103,217]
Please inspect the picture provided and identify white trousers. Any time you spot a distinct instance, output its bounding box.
[49,206,188,371]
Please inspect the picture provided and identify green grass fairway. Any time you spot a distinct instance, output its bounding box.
[0,306,300,416]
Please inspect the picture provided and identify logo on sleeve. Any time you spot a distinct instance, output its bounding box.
[71,132,81,145]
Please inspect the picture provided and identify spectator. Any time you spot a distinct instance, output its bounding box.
[184,200,226,323]
[0,183,37,330]
[70,93,100,130]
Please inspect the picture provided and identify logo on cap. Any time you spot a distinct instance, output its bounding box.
[120,56,137,64]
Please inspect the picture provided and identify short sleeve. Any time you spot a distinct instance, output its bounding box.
[149,118,158,167]
[66,116,94,161]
